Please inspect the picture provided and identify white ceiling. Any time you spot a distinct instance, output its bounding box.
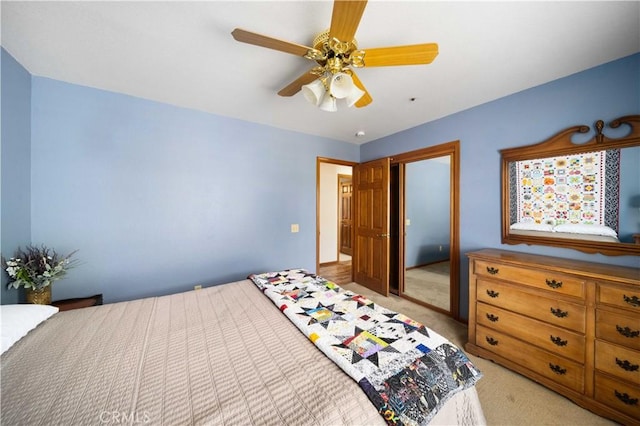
[2,1,639,144]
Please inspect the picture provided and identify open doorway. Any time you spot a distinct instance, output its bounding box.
[316,158,355,285]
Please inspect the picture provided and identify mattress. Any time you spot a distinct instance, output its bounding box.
[1,279,485,425]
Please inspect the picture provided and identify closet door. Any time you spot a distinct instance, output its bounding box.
[353,157,390,296]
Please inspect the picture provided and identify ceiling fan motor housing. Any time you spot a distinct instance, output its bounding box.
[308,29,363,72]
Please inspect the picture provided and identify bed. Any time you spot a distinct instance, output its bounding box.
[1,271,485,425]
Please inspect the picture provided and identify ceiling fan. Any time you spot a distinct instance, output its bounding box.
[231,0,438,111]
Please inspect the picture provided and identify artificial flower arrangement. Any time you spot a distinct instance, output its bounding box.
[2,245,78,291]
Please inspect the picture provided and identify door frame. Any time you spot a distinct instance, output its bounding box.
[316,157,357,275]
[315,144,460,320]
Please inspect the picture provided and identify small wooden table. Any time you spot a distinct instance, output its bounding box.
[52,294,103,311]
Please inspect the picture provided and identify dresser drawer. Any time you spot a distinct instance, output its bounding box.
[594,373,640,421]
[598,283,640,312]
[476,279,586,333]
[476,325,584,393]
[473,260,585,298]
[596,310,640,351]
[477,303,585,362]
[595,340,640,384]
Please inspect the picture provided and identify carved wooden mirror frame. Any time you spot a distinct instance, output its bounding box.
[501,115,640,256]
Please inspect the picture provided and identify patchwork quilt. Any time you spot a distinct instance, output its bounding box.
[514,150,615,227]
[249,269,482,426]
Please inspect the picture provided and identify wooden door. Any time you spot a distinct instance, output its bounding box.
[353,157,390,296]
[339,176,353,256]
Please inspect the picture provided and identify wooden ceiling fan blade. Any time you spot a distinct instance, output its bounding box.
[362,43,439,67]
[231,28,312,56]
[278,70,319,97]
[329,0,368,42]
[350,71,372,108]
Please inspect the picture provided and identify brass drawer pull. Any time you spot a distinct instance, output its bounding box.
[550,335,568,346]
[614,390,639,406]
[486,289,500,298]
[486,313,499,322]
[623,294,640,307]
[550,307,568,318]
[615,358,639,372]
[486,266,499,275]
[486,336,499,346]
[616,325,640,338]
[545,279,563,289]
[549,363,567,375]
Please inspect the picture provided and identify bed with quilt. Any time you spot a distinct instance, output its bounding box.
[1,269,485,425]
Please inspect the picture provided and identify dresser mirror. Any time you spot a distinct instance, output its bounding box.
[501,115,640,256]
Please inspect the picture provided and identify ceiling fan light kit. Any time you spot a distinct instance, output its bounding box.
[344,83,366,108]
[231,0,438,112]
[300,71,366,112]
[301,78,326,106]
[319,93,338,113]
[329,73,358,98]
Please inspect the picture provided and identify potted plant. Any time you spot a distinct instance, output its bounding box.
[2,245,78,304]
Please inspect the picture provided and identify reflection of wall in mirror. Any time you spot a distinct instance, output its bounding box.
[405,158,450,267]
[619,146,640,242]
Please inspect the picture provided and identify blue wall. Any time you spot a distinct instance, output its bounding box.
[26,77,358,303]
[2,49,638,314]
[1,50,32,304]
[362,53,640,319]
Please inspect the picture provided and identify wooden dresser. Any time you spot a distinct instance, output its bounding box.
[466,249,640,425]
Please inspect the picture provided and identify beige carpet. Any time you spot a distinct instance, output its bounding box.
[342,282,616,426]
[404,262,450,311]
